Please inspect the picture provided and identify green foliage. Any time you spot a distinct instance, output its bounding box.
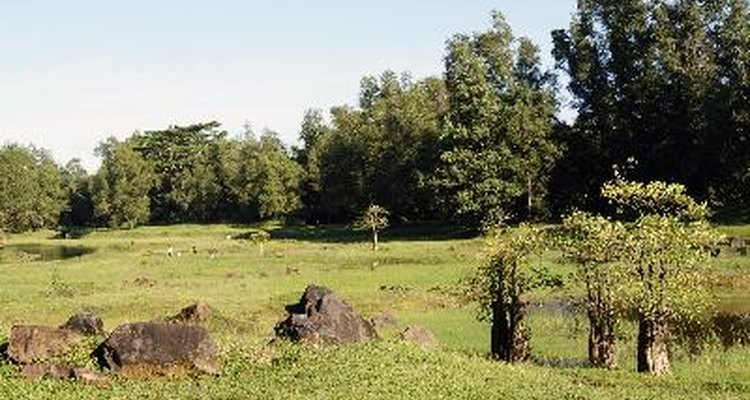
[354,205,390,232]
[231,130,302,221]
[92,139,155,229]
[0,144,65,233]
[552,0,750,215]
[466,224,547,321]
[620,215,718,321]
[437,12,559,229]
[59,158,95,228]
[354,204,390,251]
[602,179,709,221]
[304,72,448,223]
[560,210,628,317]
[130,122,233,222]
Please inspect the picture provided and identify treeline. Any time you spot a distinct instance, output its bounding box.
[1,1,748,233]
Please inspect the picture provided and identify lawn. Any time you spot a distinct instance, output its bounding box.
[0,223,749,399]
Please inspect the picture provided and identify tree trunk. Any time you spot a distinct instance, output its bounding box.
[588,311,617,369]
[491,300,529,362]
[637,315,670,375]
[527,176,533,219]
[372,229,378,251]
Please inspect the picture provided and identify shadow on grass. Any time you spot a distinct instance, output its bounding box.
[1,244,95,262]
[252,223,476,244]
[713,204,750,225]
[531,356,591,369]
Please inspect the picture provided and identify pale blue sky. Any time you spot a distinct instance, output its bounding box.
[0,1,576,171]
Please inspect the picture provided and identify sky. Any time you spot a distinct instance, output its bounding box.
[0,0,576,171]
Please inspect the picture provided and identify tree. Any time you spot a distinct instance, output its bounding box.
[250,230,271,256]
[92,139,155,229]
[437,11,558,229]
[59,159,95,228]
[304,72,448,223]
[552,0,750,215]
[466,224,549,362]
[603,179,719,375]
[560,211,627,369]
[0,144,65,232]
[231,130,302,222]
[354,204,389,251]
[130,122,228,223]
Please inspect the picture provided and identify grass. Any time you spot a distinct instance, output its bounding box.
[0,223,749,399]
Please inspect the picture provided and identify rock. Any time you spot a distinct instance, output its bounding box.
[92,322,219,376]
[19,363,109,384]
[7,325,81,364]
[274,284,377,343]
[400,325,438,348]
[371,311,398,328]
[170,302,212,324]
[60,312,104,335]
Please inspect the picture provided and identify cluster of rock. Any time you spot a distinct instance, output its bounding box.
[1,307,218,383]
[1,285,438,383]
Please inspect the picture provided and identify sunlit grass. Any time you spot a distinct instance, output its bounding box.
[0,223,749,399]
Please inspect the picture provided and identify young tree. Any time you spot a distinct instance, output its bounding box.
[560,212,627,369]
[603,179,719,375]
[250,230,271,256]
[466,224,548,362]
[354,204,389,251]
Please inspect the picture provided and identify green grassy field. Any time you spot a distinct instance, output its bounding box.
[0,224,749,399]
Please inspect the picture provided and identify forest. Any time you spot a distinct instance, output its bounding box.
[1,0,749,234]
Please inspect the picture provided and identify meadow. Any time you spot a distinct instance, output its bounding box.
[0,223,749,399]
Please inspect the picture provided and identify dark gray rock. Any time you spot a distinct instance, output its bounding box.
[60,312,104,336]
[7,325,81,364]
[274,284,376,343]
[170,302,212,324]
[92,322,218,376]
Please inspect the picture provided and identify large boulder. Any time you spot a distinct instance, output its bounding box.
[274,285,376,343]
[60,312,104,336]
[91,322,218,376]
[7,325,81,364]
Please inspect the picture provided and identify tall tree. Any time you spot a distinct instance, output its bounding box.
[59,159,95,228]
[438,11,558,229]
[553,0,749,215]
[305,72,447,223]
[130,122,227,223]
[92,138,155,229]
[231,130,302,222]
[0,144,64,232]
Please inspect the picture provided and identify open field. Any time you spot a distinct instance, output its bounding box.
[1,224,749,399]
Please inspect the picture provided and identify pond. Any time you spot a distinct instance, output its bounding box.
[0,244,95,262]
